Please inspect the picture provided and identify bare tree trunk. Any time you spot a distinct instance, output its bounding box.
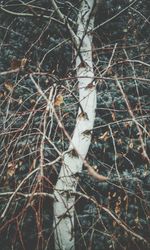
[53,1,97,249]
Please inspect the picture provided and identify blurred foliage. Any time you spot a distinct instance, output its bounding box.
[0,0,150,249]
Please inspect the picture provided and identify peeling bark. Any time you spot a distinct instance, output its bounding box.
[53,1,98,249]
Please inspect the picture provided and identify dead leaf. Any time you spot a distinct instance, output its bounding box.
[99,131,109,141]
[82,129,92,136]
[115,201,121,215]
[117,139,122,145]
[111,112,116,121]
[4,81,14,91]
[106,67,113,76]
[113,220,117,227]
[78,61,87,68]
[112,192,116,197]
[7,162,16,177]
[124,195,128,213]
[86,82,95,89]
[78,112,88,120]
[54,94,64,106]
[21,57,27,68]
[68,149,79,158]
[88,166,108,181]
[63,112,69,118]
[125,121,132,128]
[11,57,27,69]
[135,216,139,224]
[129,139,133,149]
[11,58,21,69]
[30,99,36,105]
[18,97,23,104]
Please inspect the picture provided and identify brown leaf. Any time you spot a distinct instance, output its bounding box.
[117,139,122,145]
[78,112,88,120]
[99,131,109,141]
[11,58,21,69]
[106,67,113,76]
[7,162,16,177]
[68,149,78,158]
[11,57,27,69]
[4,81,14,91]
[111,111,116,121]
[78,61,87,68]
[54,94,64,106]
[115,201,121,215]
[18,97,23,104]
[21,57,27,68]
[86,82,95,89]
[0,92,4,97]
[30,99,36,105]
[88,166,108,181]
[113,220,117,227]
[129,139,133,149]
[112,192,116,197]
[82,129,92,136]
[125,121,132,128]
[124,195,128,213]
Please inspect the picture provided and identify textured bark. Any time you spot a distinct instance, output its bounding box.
[53,1,97,249]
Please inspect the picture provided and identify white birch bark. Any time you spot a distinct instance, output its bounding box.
[54,1,97,249]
